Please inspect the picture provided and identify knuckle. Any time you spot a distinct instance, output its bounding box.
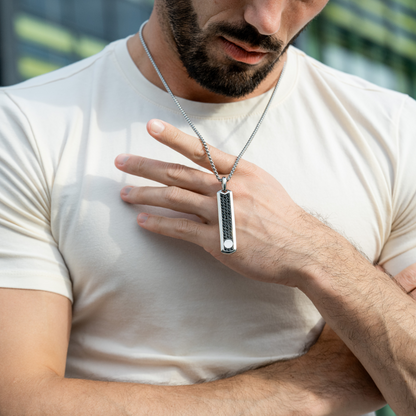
[174,219,199,236]
[205,175,222,193]
[134,187,145,200]
[169,128,181,144]
[240,162,258,177]
[230,181,248,197]
[165,186,181,203]
[166,163,185,181]
[174,219,190,234]
[152,216,164,232]
[134,157,147,175]
[193,143,207,161]
[395,264,416,293]
[402,272,416,289]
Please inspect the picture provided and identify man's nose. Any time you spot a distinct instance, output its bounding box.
[243,0,284,36]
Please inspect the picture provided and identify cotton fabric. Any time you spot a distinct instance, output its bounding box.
[0,38,415,407]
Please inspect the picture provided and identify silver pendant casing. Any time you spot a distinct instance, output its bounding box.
[217,190,237,254]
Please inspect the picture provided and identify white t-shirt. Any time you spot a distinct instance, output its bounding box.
[0,37,415,410]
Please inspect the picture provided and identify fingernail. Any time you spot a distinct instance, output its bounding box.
[138,213,149,224]
[116,154,130,166]
[121,187,133,196]
[150,120,165,134]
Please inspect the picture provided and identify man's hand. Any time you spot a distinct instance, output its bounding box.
[115,120,416,415]
[115,119,339,289]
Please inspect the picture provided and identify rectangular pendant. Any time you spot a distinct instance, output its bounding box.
[217,190,237,254]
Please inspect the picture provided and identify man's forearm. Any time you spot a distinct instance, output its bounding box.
[4,367,314,416]
[3,333,384,416]
[304,239,416,416]
[113,121,413,415]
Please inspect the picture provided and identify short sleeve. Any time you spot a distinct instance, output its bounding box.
[0,90,73,301]
[379,95,416,276]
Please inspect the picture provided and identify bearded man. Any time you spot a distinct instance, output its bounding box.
[1,0,416,415]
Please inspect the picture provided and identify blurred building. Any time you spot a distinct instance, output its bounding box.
[297,0,416,98]
[1,0,415,100]
[0,0,153,86]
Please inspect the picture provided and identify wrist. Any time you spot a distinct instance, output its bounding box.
[234,363,325,416]
[294,216,374,297]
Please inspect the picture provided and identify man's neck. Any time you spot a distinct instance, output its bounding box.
[127,14,287,104]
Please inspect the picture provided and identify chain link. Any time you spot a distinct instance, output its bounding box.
[139,21,286,186]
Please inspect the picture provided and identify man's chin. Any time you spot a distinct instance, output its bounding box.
[187,59,280,98]
[193,78,265,99]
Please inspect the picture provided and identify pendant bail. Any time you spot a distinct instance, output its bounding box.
[221,177,228,193]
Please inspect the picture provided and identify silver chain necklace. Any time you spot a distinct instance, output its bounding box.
[139,21,286,254]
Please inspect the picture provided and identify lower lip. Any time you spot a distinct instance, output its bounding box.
[220,38,267,65]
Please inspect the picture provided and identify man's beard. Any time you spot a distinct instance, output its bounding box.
[162,0,286,98]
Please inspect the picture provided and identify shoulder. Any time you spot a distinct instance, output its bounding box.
[0,38,130,173]
[0,38,126,111]
[0,38,130,146]
[288,46,408,119]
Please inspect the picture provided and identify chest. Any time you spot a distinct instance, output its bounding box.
[51,109,391,317]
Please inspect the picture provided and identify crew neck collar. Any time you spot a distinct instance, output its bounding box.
[114,37,299,119]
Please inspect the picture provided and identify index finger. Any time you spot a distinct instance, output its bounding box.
[147,119,238,174]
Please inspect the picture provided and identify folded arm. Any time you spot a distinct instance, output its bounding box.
[0,287,386,416]
[113,119,416,415]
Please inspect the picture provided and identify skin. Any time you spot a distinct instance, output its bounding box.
[1,0,415,415]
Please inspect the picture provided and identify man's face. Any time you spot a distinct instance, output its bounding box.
[160,0,328,98]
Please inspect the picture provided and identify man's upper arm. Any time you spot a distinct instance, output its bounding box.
[0,288,71,405]
[0,91,72,300]
[378,95,416,277]
[0,88,74,411]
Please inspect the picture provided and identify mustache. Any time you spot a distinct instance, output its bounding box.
[209,22,284,53]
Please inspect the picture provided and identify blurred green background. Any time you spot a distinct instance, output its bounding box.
[1,0,415,103]
[300,0,416,99]
[377,405,397,416]
[1,1,412,414]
